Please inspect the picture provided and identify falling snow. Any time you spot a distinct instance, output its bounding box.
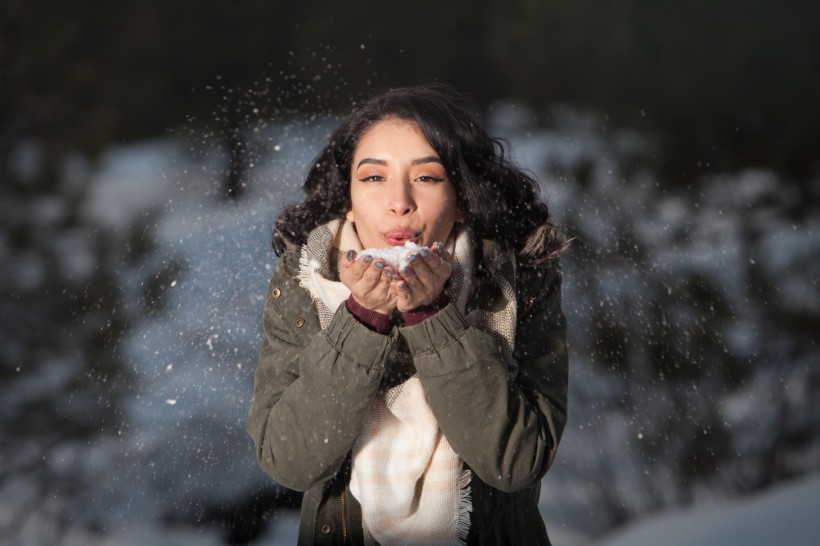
[3,102,818,545]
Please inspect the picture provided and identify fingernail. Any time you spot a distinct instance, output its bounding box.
[346,249,355,262]
[408,253,417,262]
[419,249,429,258]
[374,260,384,268]
[398,282,406,289]
[401,265,410,274]
[363,255,373,264]
[382,269,392,278]
[436,242,444,254]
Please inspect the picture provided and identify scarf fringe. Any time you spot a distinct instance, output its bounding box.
[297,247,316,289]
[456,467,473,546]
[297,249,324,309]
[298,246,346,327]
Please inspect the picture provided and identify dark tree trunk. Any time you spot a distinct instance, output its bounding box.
[224,125,247,200]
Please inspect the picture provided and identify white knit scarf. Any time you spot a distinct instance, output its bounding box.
[297,218,518,545]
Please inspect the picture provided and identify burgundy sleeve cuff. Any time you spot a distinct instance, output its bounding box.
[400,292,451,326]
[346,295,394,335]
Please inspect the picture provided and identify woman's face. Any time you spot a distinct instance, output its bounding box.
[346,118,463,250]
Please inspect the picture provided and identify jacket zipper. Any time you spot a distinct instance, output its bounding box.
[340,489,349,544]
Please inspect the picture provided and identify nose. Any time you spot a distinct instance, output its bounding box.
[388,180,416,216]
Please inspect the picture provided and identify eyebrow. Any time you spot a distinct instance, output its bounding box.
[356,156,443,169]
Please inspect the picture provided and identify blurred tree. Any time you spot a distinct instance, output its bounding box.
[0,143,133,543]
[482,0,820,179]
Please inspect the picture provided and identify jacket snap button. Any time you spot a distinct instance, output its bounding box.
[295,318,305,328]
[271,288,281,298]
[321,523,332,534]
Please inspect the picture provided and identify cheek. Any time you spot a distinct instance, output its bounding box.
[443,184,461,217]
[346,185,365,222]
[445,191,463,222]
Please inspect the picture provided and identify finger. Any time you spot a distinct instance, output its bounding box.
[342,251,371,281]
[367,266,397,307]
[394,277,416,307]
[386,280,400,302]
[425,245,453,280]
[398,260,425,293]
[409,248,440,284]
[431,257,453,282]
[394,272,413,294]
[340,256,365,289]
[362,261,393,300]
[379,265,396,289]
[359,256,385,287]
[431,243,452,263]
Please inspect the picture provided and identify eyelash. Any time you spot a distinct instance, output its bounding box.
[357,175,444,183]
[416,175,444,182]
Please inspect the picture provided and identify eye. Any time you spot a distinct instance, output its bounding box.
[415,174,445,183]
[358,174,385,182]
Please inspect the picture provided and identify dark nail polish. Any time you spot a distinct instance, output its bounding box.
[408,253,417,262]
[363,255,373,264]
[374,260,384,268]
[419,249,429,258]
[436,242,444,254]
[346,249,355,262]
[401,265,410,274]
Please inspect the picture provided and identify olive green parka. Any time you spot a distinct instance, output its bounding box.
[246,247,568,545]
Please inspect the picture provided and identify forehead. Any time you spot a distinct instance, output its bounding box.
[353,119,436,157]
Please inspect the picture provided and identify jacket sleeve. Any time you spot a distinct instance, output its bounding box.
[401,266,568,493]
[246,257,394,492]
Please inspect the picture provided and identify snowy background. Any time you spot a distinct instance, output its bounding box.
[2,103,819,545]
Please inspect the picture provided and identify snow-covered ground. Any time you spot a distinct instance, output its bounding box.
[595,474,820,546]
[6,473,818,545]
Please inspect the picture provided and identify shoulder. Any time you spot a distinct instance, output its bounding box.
[480,238,560,303]
[516,260,562,319]
[263,248,321,343]
[265,250,312,309]
[277,248,303,278]
[516,260,561,292]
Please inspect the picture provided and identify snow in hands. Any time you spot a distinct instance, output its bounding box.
[359,241,429,271]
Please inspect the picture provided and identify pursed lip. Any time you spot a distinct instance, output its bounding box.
[383,228,418,246]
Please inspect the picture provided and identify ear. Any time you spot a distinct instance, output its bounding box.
[345,209,355,223]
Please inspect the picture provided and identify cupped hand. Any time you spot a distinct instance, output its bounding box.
[394,243,452,312]
[340,250,398,315]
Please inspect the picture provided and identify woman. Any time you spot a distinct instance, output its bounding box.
[246,84,569,545]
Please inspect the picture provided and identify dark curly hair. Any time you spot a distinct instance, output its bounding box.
[273,83,568,267]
